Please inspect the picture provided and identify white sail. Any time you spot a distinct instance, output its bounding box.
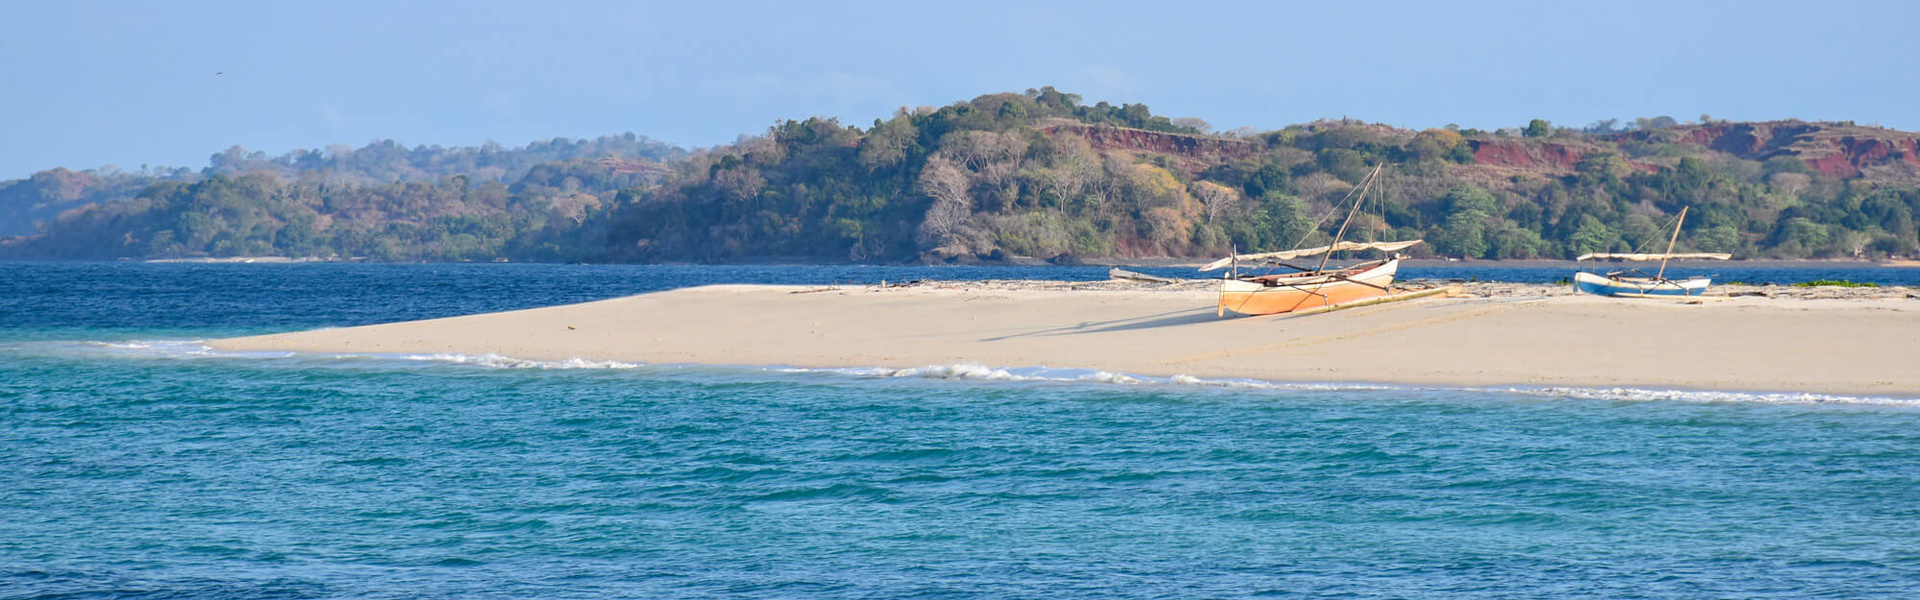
[1200,240,1423,272]
[1576,252,1732,261]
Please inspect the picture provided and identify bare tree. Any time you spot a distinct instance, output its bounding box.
[1840,230,1871,257]
[711,167,765,202]
[1087,155,1137,214]
[943,131,1029,186]
[1171,117,1212,134]
[915,155,973,246]
[1039,137,1098,210]
[735,135,786,166]
[1768,172,1811,198]
[1294,172,1352,203]
[1193,181,1240,223]
[858,119,916,172]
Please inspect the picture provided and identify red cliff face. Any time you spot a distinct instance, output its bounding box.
[1469,140,1586,172]
[1608,121,1920,180]
[1799,136,1920,179]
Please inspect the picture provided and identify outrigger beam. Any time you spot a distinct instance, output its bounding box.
[1271,285,1460,319]
[1108,268,1180,283]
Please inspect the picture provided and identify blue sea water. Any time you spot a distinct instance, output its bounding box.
[3,262,1919,599]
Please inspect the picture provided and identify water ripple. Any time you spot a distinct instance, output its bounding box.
[5,263,1920,598]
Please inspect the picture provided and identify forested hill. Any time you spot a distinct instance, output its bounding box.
[0,135,683,258]
[6,89,1919,262]
[601,95,1920,263]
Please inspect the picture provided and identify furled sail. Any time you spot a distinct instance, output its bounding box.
[1200,240,1423,272]
[1575,252,1732,261]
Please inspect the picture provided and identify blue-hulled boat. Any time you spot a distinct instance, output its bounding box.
[1573,207,1731,297]
[1572,271,1714,296]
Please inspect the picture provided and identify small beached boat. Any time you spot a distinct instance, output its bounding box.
[1201,165,1423,316]
[1571,270,1716,296]
[1206,242,1421,315]
[1573,207,1730,297]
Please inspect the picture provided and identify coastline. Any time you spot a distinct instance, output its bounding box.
[209,281,1920,397]
[3,255,1908,267]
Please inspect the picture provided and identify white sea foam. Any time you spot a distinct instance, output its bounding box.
[57,341,1920,407]
[779,362,1393,392]
[80,341,645,370]
[789,364,1917,406]
[1499,386,1918,407]
[389,352,647,370]
[88,339,284,360]
[96,340,218,355]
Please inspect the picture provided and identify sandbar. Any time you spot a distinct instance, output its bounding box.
[211,281,1920,396]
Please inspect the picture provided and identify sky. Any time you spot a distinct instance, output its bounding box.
[2,0,1916,177]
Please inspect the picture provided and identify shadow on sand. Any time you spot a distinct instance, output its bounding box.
[980,307,1236,342]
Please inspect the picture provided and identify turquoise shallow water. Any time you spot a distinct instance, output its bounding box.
[3,263,1918,598]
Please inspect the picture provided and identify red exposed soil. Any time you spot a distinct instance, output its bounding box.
[1469,140,1584,172]
[1606,121,1920,180]
[1799,136,1920,179]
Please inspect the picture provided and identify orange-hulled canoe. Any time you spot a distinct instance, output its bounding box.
[1217,258,1400,316]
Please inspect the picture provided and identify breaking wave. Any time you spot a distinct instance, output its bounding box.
[390,353,646,370]
[1497,385,1919,407]
[50,340,1920,407]
[94,339,225,356]
[782,363,1394,392]
[81,340,645,370]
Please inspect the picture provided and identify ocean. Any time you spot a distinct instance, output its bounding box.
[3,262,1918,598]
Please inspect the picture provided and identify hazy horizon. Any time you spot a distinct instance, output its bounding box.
[4,0,1915,177]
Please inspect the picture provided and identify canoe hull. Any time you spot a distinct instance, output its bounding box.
[1218,259,1399,316]
[1573,271,1711,297]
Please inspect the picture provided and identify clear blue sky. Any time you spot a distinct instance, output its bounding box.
[3,0,1915,177]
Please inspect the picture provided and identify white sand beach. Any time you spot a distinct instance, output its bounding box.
[211,281,1920,396]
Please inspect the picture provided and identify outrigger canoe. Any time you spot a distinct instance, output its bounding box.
[1202,164,1421,316]
[1572,271,1713,297]
[1572,206,1730,298]
[1218,256,1403,315]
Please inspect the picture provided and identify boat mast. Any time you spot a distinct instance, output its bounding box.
[1314,163,1384,274]
[1229,243,1238,280]
[1656,206,1688,281]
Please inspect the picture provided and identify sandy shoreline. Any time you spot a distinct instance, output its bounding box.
[210,281,1920,397]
